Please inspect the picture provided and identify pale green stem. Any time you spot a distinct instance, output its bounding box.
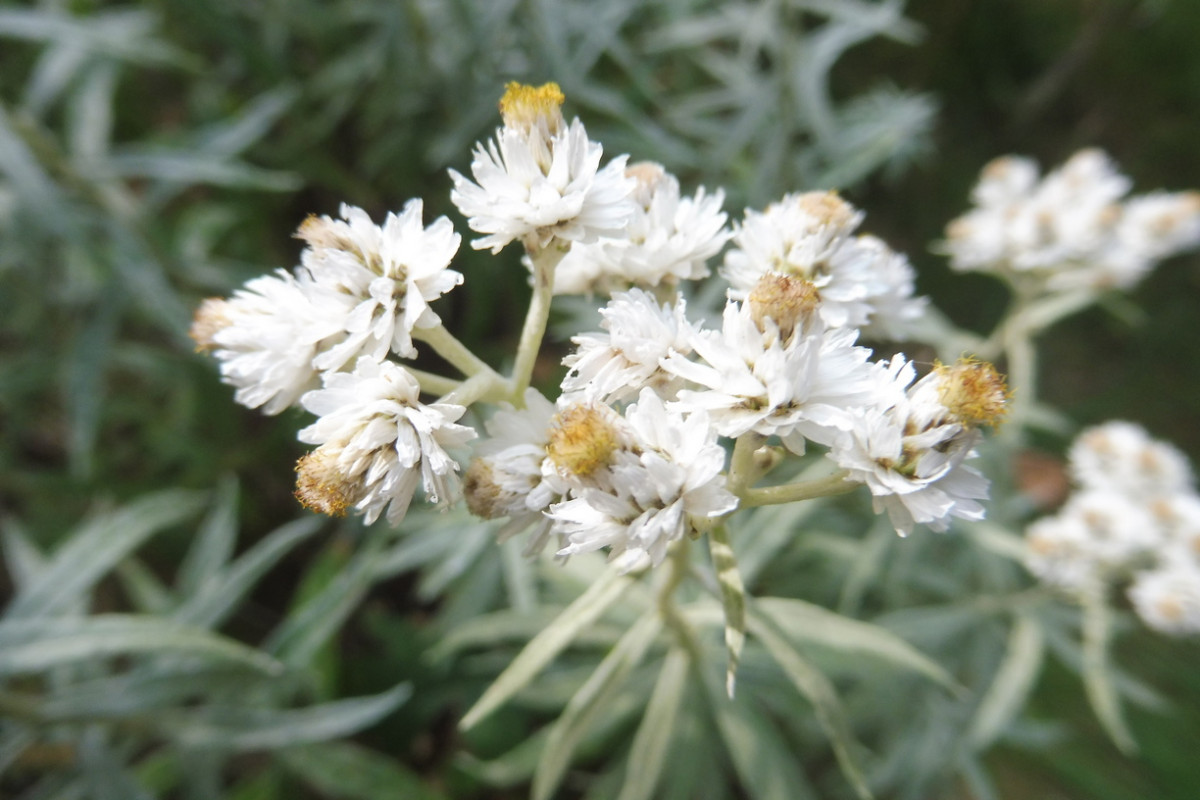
[737,469,858,508]
[439,370,508,407]
[406,367,462,397]
[507,244,567,403]
[414,324,501,381]
[658,539,703,664]
[725,433,766,497]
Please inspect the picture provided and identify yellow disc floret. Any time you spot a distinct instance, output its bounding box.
[499,81,565,137]
[934,357,1010,429]
[295,448,358,517]
[546,404,620,478]
[748,273,821,342]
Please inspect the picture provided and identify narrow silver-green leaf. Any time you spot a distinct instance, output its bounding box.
[616,646,689,800]
[705,673,819,800]
[709,523,745,698]
[279,741,447,800]
[752,615,874,800]
[968,612,1045,748]
[1081,579,1137,754]
[532,613,662,800]
[460,566,632,731]
[0,517,47,592]
[0,615,280,676]
[174,684,410,751]
[115,558,175,615]
[5,490,205,620]
[756,597,958,690]
[177,475,240,599]
[176,516,322,629]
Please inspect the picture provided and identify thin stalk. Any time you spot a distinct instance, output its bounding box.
[738,469,858,508]
[508,244,567,403]
[407,367,462,397]
[414,324,501,381]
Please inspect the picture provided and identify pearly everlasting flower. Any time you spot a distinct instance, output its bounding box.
[190,269,355,415]
[1068,420,1193,500]
[1024,512,1100,592]
[552,162,731,295]
[943,149,1200,290]
[550,389,737,572]
[664,291,889,453]
[721,190,926,334]
[1148,491,1200,569]
[1128,563,1200,636]
[449,82,636,254]
[295,358,475,526]
[296,200,463,364]
[830,357,1008,535]
[561,289,700,404]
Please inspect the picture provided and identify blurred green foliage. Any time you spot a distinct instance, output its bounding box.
[2,0,1199,798]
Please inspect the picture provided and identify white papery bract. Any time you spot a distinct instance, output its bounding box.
[944,148,1200,289]
[190,269,354,415]
[297,200,463,364]
[721,190,926,334]
[463,389,561,553]
[1129,563,1200,636]
[829,358,996,535]
[550,389,737,572]
[295,358,475,526]
[562,289,700,404]
[1069,420,1194,500]
[664,297,888,453]
[552,162,731,295]
[449,82,636,254]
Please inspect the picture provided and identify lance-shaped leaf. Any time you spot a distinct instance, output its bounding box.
[460,566,632,731]
[532,613,662,800]
[968,612,1045,749]
[709,523,745,698]
[279,740,446,800]
[172,684,410,751]
[616,645,689,800]
[756,597,958,690]
[1081,578,1137,754]
[0,615,281,677]
[751,612,874,800]
[4,490,205,621]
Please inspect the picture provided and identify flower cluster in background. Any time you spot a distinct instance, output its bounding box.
[943,148,1200,291]
[1025,420,1200,634]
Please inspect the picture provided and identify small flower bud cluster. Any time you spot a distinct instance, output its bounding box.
[943,149,1200,291]
[1024,421,1200,635]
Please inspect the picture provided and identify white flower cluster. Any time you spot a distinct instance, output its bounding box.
[465,388,736,572]
[192,200,463,413]
[1024,421,1200,635]
[943,148,1200,290]
[195,80,1004,569]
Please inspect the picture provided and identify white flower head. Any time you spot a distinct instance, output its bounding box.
[191,269,355,415]
[295,358,476,526]
[1148,491,1200,569]
[1129,563,1200,636]
[665,292,890,453]
[561,289,700,404]
[449,82,636,254]
[553,162,731,295]
[296,200,463,364]
[550,388,736,571]
[1024,512,1100,593]
[721,190,926,333]
[1068,420,1194,500]
[944,149,1200,290]
[829,357,1008,535]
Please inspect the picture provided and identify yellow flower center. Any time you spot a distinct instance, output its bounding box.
[499,81,565,137]
[748,273,821,342]
[189,298,232,352]
[294,448,358,517]
[934,357,1010,429]
[546,405,619,478]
